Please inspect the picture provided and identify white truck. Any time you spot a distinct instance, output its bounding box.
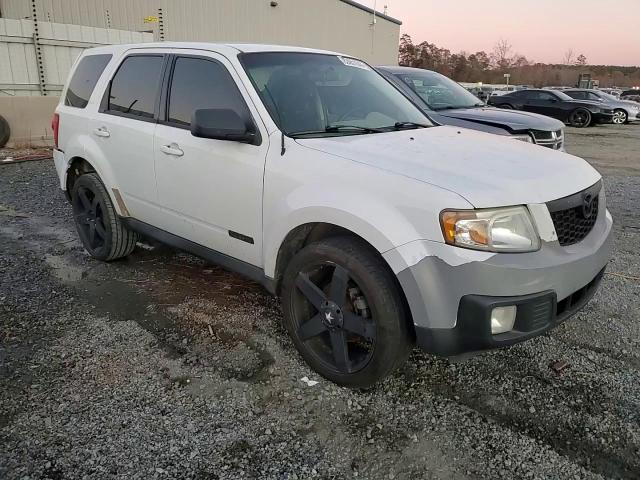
[53,43,612,387]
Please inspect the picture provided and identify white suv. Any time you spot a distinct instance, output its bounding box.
[53,43,613,387]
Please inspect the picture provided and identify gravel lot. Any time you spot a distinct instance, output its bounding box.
[1,124,639,479]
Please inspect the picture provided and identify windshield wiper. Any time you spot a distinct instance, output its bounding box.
[324,125,385,133]
[389,121,429,130]
[290,125,384,137]
[432,104,484,111]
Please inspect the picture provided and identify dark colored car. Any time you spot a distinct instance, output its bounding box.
[377,66,566,150]
[564,89,640,124]
[487,89,614,128]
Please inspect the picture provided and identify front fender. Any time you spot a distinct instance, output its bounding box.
[263,187,419,277]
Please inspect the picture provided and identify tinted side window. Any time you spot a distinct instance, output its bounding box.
[108,55,164,118]
[65,54,112,108]
[536,92,557,101]
[168,57,250,127]
[587,92,601,101]
[568,91,585,99]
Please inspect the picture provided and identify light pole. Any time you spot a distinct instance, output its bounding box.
[504,73,511,88]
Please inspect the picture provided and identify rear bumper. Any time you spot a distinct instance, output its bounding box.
[416,267,605,356]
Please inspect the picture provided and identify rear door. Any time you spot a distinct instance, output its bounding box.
[88,52,167,222]
[152,50,269,266]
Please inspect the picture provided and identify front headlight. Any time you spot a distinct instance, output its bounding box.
[440,206,540,252]
[511,133,535,144]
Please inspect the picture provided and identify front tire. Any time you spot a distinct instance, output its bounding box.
[568,108,592,128]
[281,236,413,388]
[71,173,138,261]
[612,109,627,124]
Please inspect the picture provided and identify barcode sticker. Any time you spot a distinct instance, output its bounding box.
[338,56,370,70]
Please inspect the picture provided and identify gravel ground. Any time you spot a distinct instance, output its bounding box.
[1,125,639,479]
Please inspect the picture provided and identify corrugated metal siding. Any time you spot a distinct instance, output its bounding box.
[0,0,400,64]
[0,18,152,96]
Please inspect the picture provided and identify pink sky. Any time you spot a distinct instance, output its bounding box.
[375,0,640,66]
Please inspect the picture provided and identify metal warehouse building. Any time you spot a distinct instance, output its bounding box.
[0,0,401,146]
[0,0,402,64]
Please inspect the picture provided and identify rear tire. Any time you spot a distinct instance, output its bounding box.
[0,115,10,147]
[281,236,413,388]
[71,173,138,261]
[568,108,592,128]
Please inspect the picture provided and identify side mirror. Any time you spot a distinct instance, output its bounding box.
[191,108,256,143]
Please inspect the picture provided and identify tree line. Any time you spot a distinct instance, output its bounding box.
[398,34,640,88]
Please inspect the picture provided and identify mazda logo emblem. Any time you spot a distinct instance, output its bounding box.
[582,193,595,219]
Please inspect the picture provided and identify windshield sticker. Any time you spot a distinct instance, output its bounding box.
[338,56,371,70]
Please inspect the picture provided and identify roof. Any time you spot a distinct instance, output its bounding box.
[85,42,343,57]
[377,66,431,73]
[339,0,402,25]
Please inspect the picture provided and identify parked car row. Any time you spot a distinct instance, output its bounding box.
[487,88,640,127]
[563,89,640,124]
[53,44,612,387]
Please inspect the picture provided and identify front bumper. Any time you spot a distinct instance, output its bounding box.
[417,267,605,356]
[388,201,613,357]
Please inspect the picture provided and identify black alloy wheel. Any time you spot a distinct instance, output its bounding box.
[282,237,413,388]
[73,183,108,253]
[293,264,376,374]
[569,108,592,128]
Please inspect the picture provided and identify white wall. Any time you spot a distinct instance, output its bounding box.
[0,0,401,64]
[0,18,153,96]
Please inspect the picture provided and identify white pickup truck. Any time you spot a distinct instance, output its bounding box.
[53,43,612,387]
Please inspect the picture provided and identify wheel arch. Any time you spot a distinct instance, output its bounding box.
[65,156,97,197]
[271,221,416,338]
[62,154,128,216]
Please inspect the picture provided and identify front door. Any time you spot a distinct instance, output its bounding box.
[524,91,559,117]
[153,52,269,267]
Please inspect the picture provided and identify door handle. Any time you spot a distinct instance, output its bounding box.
[93,127,110,138]
[160,143,184,157]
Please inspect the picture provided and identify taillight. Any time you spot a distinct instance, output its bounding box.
[51,113,59,149]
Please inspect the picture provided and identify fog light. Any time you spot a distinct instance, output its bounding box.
[491,306,517,334]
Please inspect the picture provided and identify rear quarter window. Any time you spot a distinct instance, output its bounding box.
[64,54,112,108]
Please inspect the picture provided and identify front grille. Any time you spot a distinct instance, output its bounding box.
[547,181,601,246]
[531,129,564,150]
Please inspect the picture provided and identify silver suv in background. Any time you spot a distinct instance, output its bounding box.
[378,66,566,150]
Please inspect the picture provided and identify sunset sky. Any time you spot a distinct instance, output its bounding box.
[377,0,640,66]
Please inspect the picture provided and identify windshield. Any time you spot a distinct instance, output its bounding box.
[599,92,617,101]
[391,70,484,110]
[240,52,431,137]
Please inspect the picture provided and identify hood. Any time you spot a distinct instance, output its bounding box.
[615,100,640,109]
[433,107,564,133]
[296,126,601,208]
